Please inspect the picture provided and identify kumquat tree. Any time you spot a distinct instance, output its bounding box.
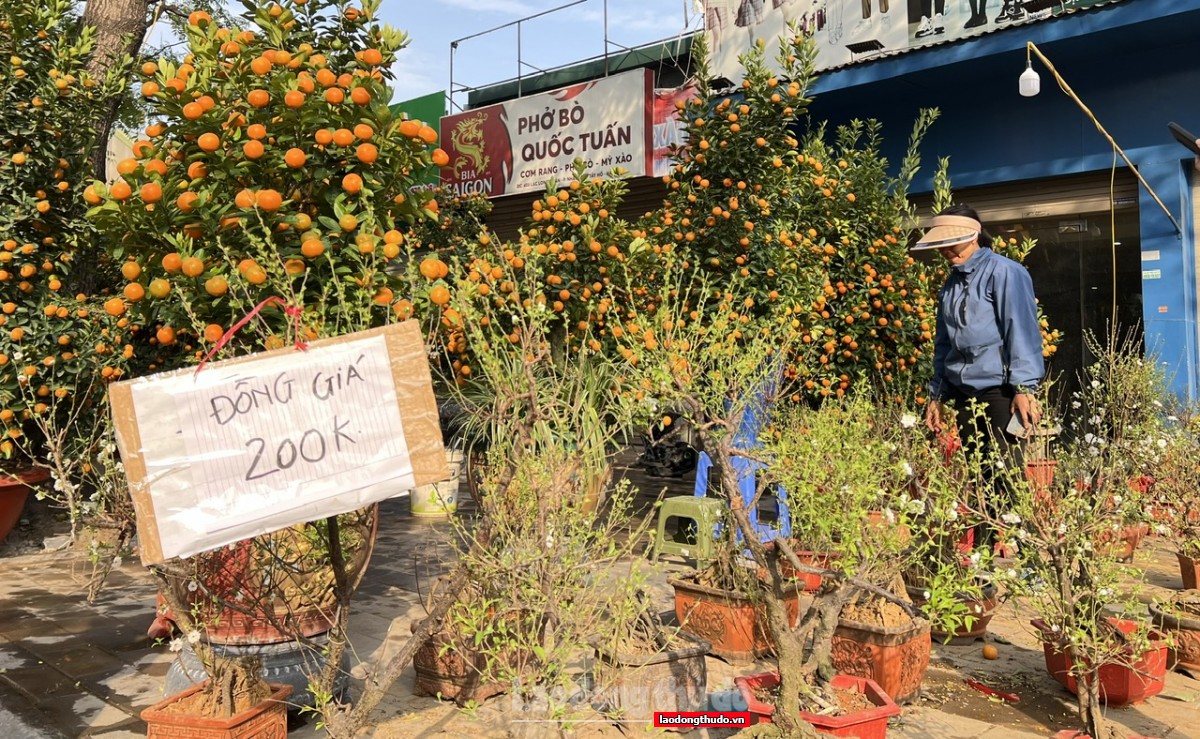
[80,0,452,717]
[0,0,136,539]
[402,162,661,384]
[649,30,942,405]
[85,0,444,355]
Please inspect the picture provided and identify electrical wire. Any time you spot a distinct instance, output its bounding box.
[1027,41,1181,236]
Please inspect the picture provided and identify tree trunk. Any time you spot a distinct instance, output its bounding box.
[321,567,469,739]
[709,437,819,739]
[80,0,150,180]
[1081,671,1105,739]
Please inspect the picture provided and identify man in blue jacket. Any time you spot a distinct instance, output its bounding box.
[916,204,1044,548]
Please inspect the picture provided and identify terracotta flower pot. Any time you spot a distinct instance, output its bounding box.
[1149,600,1200,673]
[141,681,291,739]
[733,671,901,737]
[1178,553,1200,591]
[1032,617,1168,706]
[1025,459,1057,492]
[865,510,911,546]
[669,574,800,662]
[411,601,542,705]
[0,468,49,544]
[906,580,999,644]
[773,545,835,592]
[591,629,709,730]
[1096,524,1149,563]
[411,618,509,704]
[830,615,930,704]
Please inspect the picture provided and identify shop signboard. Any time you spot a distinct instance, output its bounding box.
[439,68,652,197]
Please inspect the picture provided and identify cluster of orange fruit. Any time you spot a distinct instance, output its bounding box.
[83,0,442,355]
[403,168,656,383]
[632,34,939,403]
[0,1,138,441]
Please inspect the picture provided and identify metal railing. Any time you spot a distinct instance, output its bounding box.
[448,0,701,112]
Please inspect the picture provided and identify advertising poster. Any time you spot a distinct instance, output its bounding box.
[706,0,1119,82]
[440,68,653,197]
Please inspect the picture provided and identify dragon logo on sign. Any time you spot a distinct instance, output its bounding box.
[451,114,490,180]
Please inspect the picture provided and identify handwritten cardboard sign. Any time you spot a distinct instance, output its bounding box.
[110,322,448,565]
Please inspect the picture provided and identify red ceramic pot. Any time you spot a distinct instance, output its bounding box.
[153,505,379,645]
[777,548,835,592]
[1025,459,1057,492]
[734,671,901,737]
[0,468,49,543]
[1032,618,1168,706]
[141,682,291,739]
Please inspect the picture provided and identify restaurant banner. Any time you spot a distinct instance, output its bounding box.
[439,68,652,197]
[706,0,1123,83]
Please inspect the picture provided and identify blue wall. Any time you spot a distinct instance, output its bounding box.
[803,0,1200,397]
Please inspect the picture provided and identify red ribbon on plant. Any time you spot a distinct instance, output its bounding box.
[195,296,308,374]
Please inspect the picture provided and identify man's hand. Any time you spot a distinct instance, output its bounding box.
[925,399,944,432]
[1011,393,1041,431]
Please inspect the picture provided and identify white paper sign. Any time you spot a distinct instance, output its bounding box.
[125,333,419,561]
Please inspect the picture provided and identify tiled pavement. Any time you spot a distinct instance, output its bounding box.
[0,456,1198,737]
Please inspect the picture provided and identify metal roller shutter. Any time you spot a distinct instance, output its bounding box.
[910,169,1140,225]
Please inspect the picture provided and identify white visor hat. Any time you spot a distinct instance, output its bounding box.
[911,215,981,251]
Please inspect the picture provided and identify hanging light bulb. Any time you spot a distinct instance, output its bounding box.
[1020,60,1041,97]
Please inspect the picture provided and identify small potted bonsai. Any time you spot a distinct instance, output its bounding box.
[141,578,293,738]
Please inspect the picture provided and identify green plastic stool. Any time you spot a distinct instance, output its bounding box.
[653,495,725,566]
